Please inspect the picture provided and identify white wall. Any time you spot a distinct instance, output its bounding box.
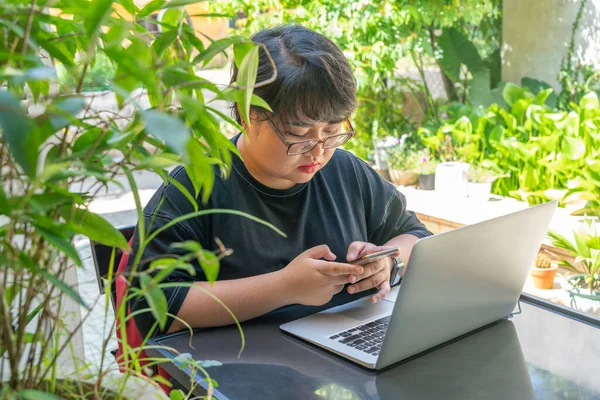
[502,0,600,91]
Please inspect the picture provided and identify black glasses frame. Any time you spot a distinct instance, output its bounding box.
[267,120,355,156]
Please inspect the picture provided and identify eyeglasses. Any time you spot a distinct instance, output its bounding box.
[268,119,355,156]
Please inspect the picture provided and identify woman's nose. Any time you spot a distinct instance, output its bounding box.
[307,140,326,158]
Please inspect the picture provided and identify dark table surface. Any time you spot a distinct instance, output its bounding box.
[148,296,600,400]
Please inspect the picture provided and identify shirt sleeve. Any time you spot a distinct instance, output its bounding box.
[350,155,432,245]
[128,167,206,337]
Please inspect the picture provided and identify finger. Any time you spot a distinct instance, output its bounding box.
[371,280,391,304]
[319,261,363,276]
[357,260,386,280]
[305,245,336,261]
[346,241,368,262]
[347,270,388,295]
[329,273,361,285]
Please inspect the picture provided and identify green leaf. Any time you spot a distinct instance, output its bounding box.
[143,110,191,159]
[503,83,528,108]
[234,46,259,126]
[5,284,21,307]
[206,106,243,132]
[198,250,219,283]
[547,231,577,253]
[579,92,599,110]
[151,258,195,283]
[193,37,239,67]
[186,139,214,201]
[171,240,202,253]
[118,0,139,15]
[34,226,83,267]
[140,273,167,330]
[233,42,255,68]
[160,0,207,8]
[436,27,484,82]
[134,153,182,170]
[0,91,39,178]
[60,207,129,250]
[25,302,45,327]
[574,231,592,258]
[138,0,165,18]
[18,390,63,400]
[85,0,115,39]
[170,389,186,400]
[158,170,198,212]
[152,30,179,58]
[521,77,558,108]
[561,137,586,160]
[0,184,8,215]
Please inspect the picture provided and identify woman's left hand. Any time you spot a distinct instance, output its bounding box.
[346,241,399,303]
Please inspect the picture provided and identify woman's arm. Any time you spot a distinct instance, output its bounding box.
[168,245,363,333]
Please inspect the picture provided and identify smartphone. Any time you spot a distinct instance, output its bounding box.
[350,247,400,266]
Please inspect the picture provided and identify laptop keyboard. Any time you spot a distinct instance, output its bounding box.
[328,315,390,356]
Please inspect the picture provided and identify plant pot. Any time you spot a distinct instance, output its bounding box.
[389,169,418,186]
[530,265,558,289]
[434,162,470,197]
[418,173,435,190]
[468,182,492,201]
[561,274,600,300]
[560,274,600,317]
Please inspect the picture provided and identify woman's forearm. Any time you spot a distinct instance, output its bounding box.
[167,270,290,333]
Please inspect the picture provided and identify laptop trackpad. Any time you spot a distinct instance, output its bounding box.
[321,298,394,321]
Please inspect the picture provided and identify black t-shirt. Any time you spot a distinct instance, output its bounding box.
[128,134,432,336]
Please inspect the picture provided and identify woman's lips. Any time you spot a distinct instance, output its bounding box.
[298,163,320,174]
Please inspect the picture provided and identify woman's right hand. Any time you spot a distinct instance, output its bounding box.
[279,245,363,306]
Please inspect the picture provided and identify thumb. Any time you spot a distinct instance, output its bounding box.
[305,245,336,261]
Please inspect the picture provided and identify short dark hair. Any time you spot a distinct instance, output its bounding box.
[230,25,356,125]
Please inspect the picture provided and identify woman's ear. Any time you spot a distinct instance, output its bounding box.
[237,105,261,130]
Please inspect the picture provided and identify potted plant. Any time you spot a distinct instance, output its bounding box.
[0,1,271,398]
[467,164,499,201]
[530,252,559,289]
[416,153,438,190]
[387,148,419,186]
[547,219,600,311]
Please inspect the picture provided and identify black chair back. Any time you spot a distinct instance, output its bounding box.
[90,224,136,311]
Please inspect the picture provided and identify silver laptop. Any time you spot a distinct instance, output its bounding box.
[280,201,557,370]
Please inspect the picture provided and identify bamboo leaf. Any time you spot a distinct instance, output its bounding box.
[0,92,40,178]
[34,226,83,267]
[235,46,259,127]
[85,0,115,39]
[140,273,167,330]
[60,207,129,250]
[198,250,219,284]
[143,110,191,159]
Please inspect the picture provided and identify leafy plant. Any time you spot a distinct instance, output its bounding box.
[467,163,500,184]
[416,153,438,175]
[388,147,421,171]
[212,0,502,160]
[547,218,600,292]
[0,0,279,398]
[418,115,483,163]
[420,82,600,214]
[435,27,504,108]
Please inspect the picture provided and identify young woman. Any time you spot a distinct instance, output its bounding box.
[128,25,431,337]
